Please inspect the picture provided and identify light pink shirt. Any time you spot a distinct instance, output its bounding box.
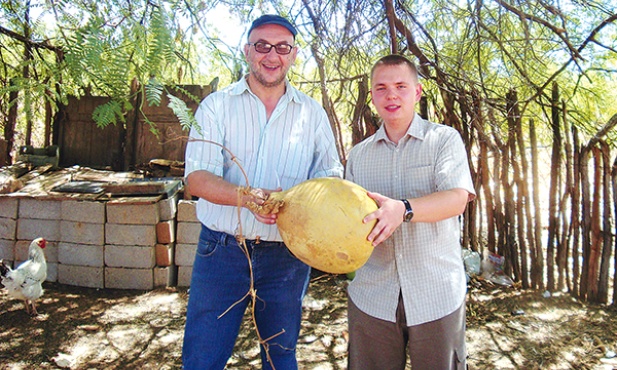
[345,114,476,325]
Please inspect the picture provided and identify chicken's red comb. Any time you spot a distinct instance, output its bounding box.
[37,238,47,249]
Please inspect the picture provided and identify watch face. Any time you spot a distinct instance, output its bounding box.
[402,199,413,222]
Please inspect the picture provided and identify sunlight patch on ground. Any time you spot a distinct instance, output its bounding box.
[107,324,153,352]
[100,290,184,322]
[70,331,121,365]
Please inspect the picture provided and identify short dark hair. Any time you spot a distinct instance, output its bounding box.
[370,54,419,81]
[248,14,297,39]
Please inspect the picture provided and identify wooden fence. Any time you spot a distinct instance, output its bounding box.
[54,84,214,170]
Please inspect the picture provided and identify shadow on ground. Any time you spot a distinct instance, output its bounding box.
[1,272,616,369]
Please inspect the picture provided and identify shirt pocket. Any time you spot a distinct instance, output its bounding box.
[402,163,434,198]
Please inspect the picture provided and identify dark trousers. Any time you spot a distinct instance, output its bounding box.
[348,294,467,370]
[182,226,311,370]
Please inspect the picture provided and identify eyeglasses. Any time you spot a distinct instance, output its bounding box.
[247,42,295,55]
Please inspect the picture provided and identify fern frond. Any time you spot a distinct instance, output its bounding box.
[141,115,160,139]
[92,100,125,128]
[171,85,200,105]
[147,6,175,74]
[167,93,197,131]
[145,78,164,106]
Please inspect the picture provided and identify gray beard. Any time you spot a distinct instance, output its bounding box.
[253,73,286,88]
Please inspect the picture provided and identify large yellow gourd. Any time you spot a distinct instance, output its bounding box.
[268,177,377,274]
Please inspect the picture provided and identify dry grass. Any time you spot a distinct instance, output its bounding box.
[1,273,616,369]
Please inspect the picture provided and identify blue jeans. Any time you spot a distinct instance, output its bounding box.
[182,225,311,370]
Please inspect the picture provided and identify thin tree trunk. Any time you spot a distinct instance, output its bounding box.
[529,119,544,289]
[571,128,582,298]
[557,102,572,291]
[597,141,612,303]
[489,111,505,255]
[44,79,53,147]
[608,157,617,306]
[301,0,346,163]
[459,97,477,251]
[507,89,526,285]
[579,146,592,299]
[23,1,33,146]
[472,92,495,254]
[4,82,19,163]
[350,75,371,146]
[384,0,398,54]
[587,146,602,302]
[310,43,345,162]
[502,90,518,279]
[515,114,533,288]
[546,82,562,291]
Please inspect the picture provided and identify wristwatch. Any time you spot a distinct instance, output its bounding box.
[401,199,414,222]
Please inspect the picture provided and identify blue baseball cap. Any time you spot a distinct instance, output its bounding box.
[248,14,297,39]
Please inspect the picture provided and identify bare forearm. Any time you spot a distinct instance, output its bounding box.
[185,170,278,224]
[186,170,248,207]
[408,188,470,223]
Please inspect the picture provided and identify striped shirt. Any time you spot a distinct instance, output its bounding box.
[345,114,476,326]
[184,77,343,241]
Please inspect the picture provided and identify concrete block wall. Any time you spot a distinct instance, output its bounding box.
[57,199,105,288]
[155,194,179,288]
[14,198,61,283]
[105,198,159,290]
[0,197,18,263]
[0,192,197,290]
[176,200,199,287]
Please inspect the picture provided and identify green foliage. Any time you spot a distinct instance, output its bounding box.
[167,93,197,131]
[92,100,127,128]
[1,0,616,149]
[145,78,164,107]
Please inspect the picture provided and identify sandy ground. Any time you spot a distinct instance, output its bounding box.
[1,272,617,369]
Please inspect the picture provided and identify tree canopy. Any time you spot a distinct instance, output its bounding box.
[2,0,617,303]
[2,0,615,147]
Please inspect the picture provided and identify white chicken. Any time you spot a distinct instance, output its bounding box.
[1,237,47,315]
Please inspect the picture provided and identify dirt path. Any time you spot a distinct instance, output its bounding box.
[1,273,616,369]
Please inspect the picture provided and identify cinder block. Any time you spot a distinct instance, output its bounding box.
[155,243,174,266]
[0,239,14,260]
[158,194,178,221]
[58,264,104,288]
[177,200,197,222]
[105,244,156,269]
[154,266,177,288]
[0,197,18,218]
[60,220,105,245]
[61,200,106,223]
[0,217,16,240]
[44,241,58,264]
[156,220,176,244]
[19,198,61,220]
[15,240,58,263]
[175,243,196,266]
[46,262,58,282]
[105,224,157,246]
[16,218,60,241]
[14,240,28,261]
[177,222,201,244]
[106,200,160,225]
[58,242,104,267]
[105,267,153,290]
[177,266,193,287]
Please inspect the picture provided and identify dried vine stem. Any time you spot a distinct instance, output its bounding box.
[170,135,286,368]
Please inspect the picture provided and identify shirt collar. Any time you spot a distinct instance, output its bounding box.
[375,113,428,143]
[231,75,300,103]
